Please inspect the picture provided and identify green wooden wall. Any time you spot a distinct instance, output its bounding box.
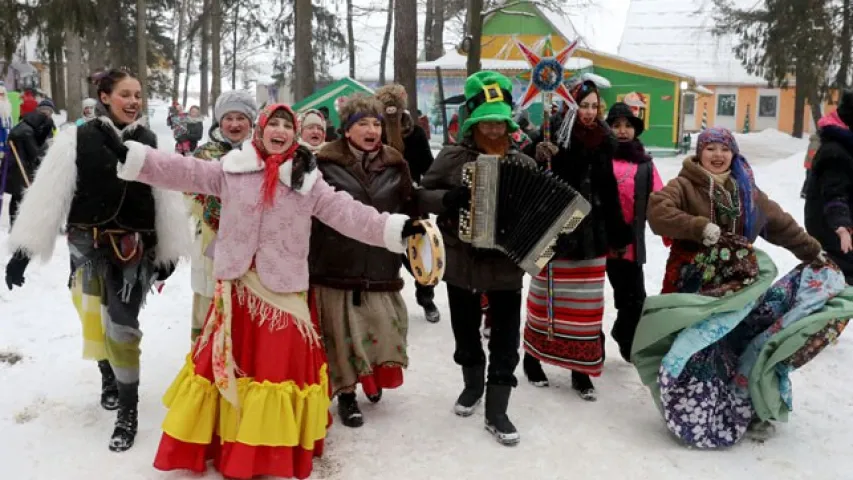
[593,66,678,149]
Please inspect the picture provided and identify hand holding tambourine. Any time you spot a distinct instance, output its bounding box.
[405,218,446,286]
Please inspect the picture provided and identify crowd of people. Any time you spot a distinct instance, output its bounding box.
[2,65,853,478]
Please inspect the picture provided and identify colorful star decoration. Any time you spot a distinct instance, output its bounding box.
[515,35,580,109]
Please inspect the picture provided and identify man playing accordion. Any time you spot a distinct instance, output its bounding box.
[421,71,535,446]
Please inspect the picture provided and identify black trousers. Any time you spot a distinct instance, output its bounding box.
[606,258,646,355]
[446,284,521,387]
[401,254,435,304]
[8,192,22,227]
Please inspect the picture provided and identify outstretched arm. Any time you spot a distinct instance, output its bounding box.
[311,174,408,253]
[117,141,225,196]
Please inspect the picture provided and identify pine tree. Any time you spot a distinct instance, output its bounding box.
[743,103,750,133]
[713,0,835,137]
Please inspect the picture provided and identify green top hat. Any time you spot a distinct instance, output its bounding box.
[460,71,519,137]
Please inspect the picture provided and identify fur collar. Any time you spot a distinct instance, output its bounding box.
[316,138,405,168]
[220,144,318,194]
[95,115,148,138]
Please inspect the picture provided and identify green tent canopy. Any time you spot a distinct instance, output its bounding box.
[291,77,374,129]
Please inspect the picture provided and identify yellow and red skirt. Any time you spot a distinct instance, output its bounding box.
[153,273,330,479]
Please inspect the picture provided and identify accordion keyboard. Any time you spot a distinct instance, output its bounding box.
[458,154,592,276]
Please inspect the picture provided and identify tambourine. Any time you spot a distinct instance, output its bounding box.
[406,219,445,286]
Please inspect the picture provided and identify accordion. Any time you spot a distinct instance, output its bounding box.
[458,155,591,275]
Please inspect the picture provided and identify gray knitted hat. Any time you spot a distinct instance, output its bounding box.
[214,90,258,124]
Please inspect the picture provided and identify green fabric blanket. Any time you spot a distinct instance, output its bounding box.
[633,249,853,420]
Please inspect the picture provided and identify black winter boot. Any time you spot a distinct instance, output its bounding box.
[484,385,520,446]
[337,392,364,428]
[109,383,139,452]
[523,353,549,387]
[454,365,485,417]
[571,371,597,401]
[416,286,440,323]
[97,360,119,411]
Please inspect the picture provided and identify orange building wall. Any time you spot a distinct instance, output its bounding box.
[690,85,839,135]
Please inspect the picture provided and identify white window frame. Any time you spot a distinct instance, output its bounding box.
[757,92,779,118]
[716,93,737,117]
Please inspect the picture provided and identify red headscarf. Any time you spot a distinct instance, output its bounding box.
[252,103,300,206]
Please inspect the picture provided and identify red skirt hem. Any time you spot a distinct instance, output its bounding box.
[154,433,325,480]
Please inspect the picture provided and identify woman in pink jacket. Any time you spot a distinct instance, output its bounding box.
[604,102,665,362]
[101,103,424,480]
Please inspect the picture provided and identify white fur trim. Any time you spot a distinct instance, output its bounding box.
[116,140,148,181]
[96,115,148,137]
[152,188,191,267]
[8,126,78,261]
[279,161,319,195]
[383,214,408,254]
[221,145,263,173]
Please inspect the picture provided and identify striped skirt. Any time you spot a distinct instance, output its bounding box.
[523,257,607,376]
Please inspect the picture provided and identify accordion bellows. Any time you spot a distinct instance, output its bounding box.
[459,155,591,275]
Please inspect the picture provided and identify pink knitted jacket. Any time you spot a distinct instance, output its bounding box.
[118,142,408,293]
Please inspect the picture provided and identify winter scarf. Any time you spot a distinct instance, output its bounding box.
[571,119,608,150]
[252,104,300,207]
[614,138,650,164]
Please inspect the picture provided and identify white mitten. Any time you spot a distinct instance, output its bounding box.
[702,223,721,246]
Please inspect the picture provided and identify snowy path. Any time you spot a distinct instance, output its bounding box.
[1,108,850,479]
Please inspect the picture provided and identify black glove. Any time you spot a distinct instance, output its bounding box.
[442,186,471,212]
[97,122,129,162]
[155,263,176,282]
[291,146,317,191]
[401,218,427,239]
[5,250,30,290]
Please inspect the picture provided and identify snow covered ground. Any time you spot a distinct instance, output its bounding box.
[1,107,851,480]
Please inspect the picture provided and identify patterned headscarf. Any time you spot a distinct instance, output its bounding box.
[696,127,740,157]
[252,103,300,207]
[697,127,762,239]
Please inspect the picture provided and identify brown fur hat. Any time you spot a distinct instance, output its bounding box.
[374,84,408,113]
[339,93,384,131]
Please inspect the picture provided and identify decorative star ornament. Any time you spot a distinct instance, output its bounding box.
[515,35,580,109]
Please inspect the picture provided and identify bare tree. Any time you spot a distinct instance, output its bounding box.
[425,0,435,59]
[200,0,210,112]
[172,0,188,102]
[293,0,316,100]
[379,0,393,85]
[347,0,355,77]
[65,30,84,119]
[137,0,148,111]
[85,30,106,98]
[394,0,418,109]
[231,1,238,89]
[838,0,851,88]
[211,0,222,108]
[465,0,484,75]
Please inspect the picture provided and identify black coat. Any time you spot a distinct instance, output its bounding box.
[66,119,160,234]
[402,124,434,184]
[805,123,853,281]
[544,120,633,260]
[4,112,54,195]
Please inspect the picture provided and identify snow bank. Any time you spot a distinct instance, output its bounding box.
[689,128,809,166]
